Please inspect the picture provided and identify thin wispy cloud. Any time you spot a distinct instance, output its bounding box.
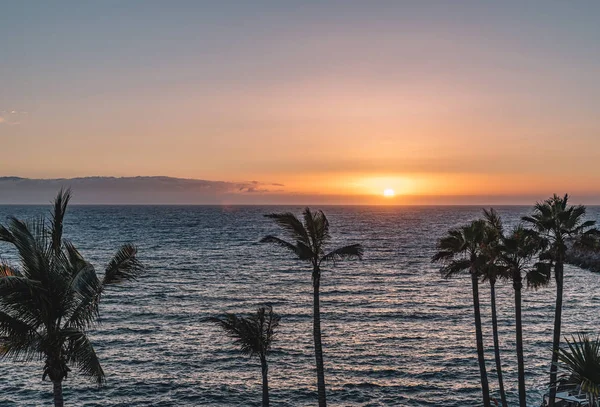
[0,110,25,125]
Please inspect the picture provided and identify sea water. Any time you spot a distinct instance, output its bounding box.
[1,205,599,406]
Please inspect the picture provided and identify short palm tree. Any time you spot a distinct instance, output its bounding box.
[498,225,549,407]
[0,189,144,407]
[523,194,598,407]
[261,208,363,407]
[432,219,491,407]
[481,209,508,407]
[206,305,280,407]
[556,334,600,407]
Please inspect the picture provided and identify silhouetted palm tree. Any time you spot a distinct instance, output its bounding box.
[432,219,491,407]
[523,194,598,407]
[481,209,508,407]
[498,225,549,407]
[206,305,280,407]
[0,189,144,407]
[556,334,600,407]
[261,208,363,407]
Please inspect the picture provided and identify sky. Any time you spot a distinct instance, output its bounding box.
[2,1,600,204]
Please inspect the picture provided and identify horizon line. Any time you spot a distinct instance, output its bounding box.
[3,203,600,207]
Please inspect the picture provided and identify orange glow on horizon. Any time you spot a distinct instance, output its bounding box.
[238,170,600,203]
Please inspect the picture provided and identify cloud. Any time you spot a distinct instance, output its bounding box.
[241,186,271,193]
[1,111,16,125]
[0,110,26,125]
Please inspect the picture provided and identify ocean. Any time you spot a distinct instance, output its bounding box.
[1,205,599,406]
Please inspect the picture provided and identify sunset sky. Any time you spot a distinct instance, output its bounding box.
[2,2,600,204]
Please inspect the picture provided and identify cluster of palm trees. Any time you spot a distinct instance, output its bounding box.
[433,194,600,407]
[207,208,363,407]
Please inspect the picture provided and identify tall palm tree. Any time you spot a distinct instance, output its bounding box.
[556,334,600,407]
[523,194,598,407]
[432,219,492,407]
[206,305,280,407]
[260,208,363,407]
[498,225,549,407]
[481,209,508,407]
[0,189,144,407]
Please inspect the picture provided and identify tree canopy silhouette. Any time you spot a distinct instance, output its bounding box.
[261,208,363,407]
[206,305,280,407]
[523,194,599,407]
[0,189,144,407]
[433,219,492,407]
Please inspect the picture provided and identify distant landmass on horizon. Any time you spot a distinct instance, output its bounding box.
[0,176,282,205]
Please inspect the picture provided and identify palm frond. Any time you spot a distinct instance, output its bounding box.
[103,244,144,286]
[522,215,543,230]
[260,305,280,352]
[206,305,281,358]
[500,225,541,264]
[0,275,46,328]
[483,208,503,235]
[296,241,315,260]
[5,217,48,281]
[311,209,331,249]
[320,244,363,265]
[64,292,100,331]
[263,213,310,246]
[0,333,44,362]
[527,262,552,289]
[0,224,15,243]
[431,250,456,262]
[479,263,509,283]
[0,311,38,341]
[65,247,140,330]
[63,328,105,385]
[302,208,317,250]
[63,240,89,276]
[62,258,102,331]
[260,235,312,260]
[556,334,600,397]
[206,313,258,357]
[434,229,467,256]
[68,261,100,300]
[51,189,71,253]
[440,258,472,279]
[577,220,597,230]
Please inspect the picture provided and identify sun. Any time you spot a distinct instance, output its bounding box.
[383,188,395,197]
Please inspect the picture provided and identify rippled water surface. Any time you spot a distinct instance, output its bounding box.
[1,205,600,406]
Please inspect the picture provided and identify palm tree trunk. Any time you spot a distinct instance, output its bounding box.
[513,273,527,407]
[472,272,491,407]
[53,380,64,407]
[489,280,507,407]
[260,354,269,407]
[548,261,564,407]
[313,271,327,407]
